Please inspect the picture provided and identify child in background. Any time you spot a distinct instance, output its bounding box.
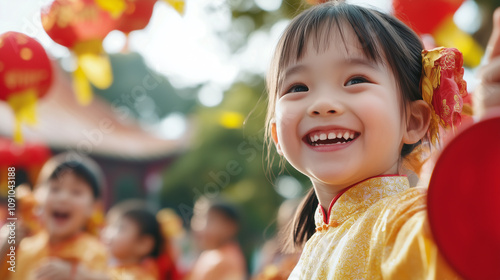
[11,153,108,280]
[103,200,178,280]
[253,199,301,280]
[265,1,500,279]
[187,199,247,280]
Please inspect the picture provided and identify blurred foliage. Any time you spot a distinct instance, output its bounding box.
[159,75,309,264]
[93,52,198,123]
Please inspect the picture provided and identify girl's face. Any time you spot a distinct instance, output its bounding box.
[42,170,95,241]
[272,27,405,191]
[103,216,141,260]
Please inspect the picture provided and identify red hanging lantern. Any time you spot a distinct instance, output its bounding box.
[0,32,53,143]
[393,0,463,35]
[42,0,116,105]
[392,0,483,67]
[41,0,116,48]
[0,137,51,198]
[116,0,157,34]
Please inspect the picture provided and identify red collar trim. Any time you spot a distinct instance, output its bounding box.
[319,174,404,224]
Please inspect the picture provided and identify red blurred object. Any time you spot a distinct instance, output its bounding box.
[157,252,182,280]
[117,0,156,34]
[393,0,464,35]
[428,114,500,280]
[41,0,117,48]
[0,137,52,168]
[0,32,53,102]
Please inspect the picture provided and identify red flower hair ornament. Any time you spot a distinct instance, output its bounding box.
[421,47,473,146]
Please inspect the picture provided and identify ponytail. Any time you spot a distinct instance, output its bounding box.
[281,188,318,253]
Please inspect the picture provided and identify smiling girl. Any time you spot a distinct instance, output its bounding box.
[265,1,500,279]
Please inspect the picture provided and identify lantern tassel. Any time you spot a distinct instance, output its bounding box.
[7,89,38,143]
[77,52,113,89]
[71,40,113,105]
[433,16,484,68]
[72,66,93,105]
[95,0,127,18]
[164,0,185,15]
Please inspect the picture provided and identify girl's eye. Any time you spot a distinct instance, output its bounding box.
[286,84,309,94]
[345,76,369,86]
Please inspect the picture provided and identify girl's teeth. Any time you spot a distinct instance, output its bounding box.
[309,130,357,144]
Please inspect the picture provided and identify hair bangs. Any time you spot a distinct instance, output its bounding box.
[275,4,390,92]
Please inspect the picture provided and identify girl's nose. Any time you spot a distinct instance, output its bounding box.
[308,95,343,116]
[311,108,336,115]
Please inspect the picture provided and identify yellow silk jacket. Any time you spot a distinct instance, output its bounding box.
[109,262,159,280]
[12,230,107,280]
[289,176,461,280]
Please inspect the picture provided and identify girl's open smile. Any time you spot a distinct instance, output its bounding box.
[303,126,360,152]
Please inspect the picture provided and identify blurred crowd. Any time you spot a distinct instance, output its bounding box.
[0,152,299,280]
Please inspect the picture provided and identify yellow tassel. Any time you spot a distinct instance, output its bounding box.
[73,40,113,90]
[70,40,113,104]
[7,89,38,144]
[164,0,185,15]
[77,53,113,89]
[95,0,127,19]
[433,16,484,68]
[72,66,93,105]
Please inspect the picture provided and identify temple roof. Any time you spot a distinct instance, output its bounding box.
[0,63,190,161]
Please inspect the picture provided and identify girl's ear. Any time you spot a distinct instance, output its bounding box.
[271,122,283,155]
[403,100,432,144]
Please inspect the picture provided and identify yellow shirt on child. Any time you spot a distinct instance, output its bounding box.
[12,230,108,280]
[109,259,159,280]
[289,176,461,280]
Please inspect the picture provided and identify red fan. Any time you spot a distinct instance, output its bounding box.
[427,112,500,280]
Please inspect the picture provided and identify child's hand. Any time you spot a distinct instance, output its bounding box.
[34,258,74,280]
[475,7,500,117]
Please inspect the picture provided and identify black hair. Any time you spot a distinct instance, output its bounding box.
[49,161,101,199]
[208,202,240,225]
[122,208,164,258]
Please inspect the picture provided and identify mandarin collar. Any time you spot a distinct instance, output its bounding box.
[314,175,410,231]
